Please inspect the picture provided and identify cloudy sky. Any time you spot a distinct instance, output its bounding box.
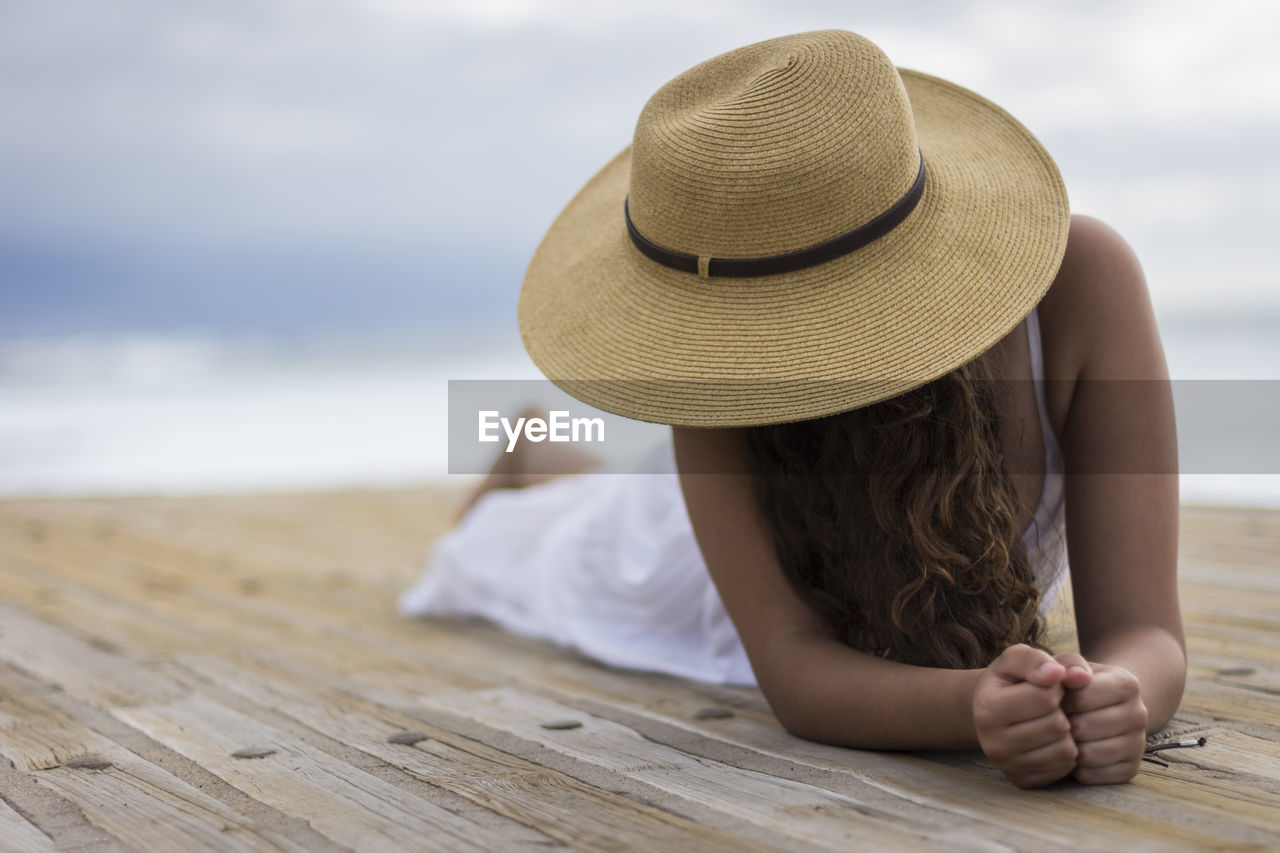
[2,0,1277,338]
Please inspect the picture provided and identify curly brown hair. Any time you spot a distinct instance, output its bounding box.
[743,356,1045,669]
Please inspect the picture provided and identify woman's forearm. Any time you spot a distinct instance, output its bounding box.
[1082,624,1187,731]
[752,623,1185,752]
[755,631,985,751]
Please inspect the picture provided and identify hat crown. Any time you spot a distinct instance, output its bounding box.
[628,30,921,259]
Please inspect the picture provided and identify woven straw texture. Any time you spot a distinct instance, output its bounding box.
[518,30,1070,427]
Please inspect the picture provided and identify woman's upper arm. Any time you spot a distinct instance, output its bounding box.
[1044,215,1184,657]
[671,426,831,680]
[672,426,986,749]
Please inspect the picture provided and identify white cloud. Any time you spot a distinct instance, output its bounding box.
[0,0,1276,307]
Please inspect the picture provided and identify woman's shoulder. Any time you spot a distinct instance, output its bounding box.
[1039,215,1154,375]
[1036,214,1167,439]
[1055,214,1147,295]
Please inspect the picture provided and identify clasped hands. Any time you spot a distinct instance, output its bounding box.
[972,644,1148,788]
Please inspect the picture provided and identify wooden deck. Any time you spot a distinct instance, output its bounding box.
[0,489,1277,852]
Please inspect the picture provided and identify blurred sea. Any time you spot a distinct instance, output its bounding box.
[1,310,1277,506]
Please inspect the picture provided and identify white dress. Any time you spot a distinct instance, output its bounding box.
[400,306,1068,685]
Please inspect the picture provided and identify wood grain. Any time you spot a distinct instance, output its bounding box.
[0,489,1277,851]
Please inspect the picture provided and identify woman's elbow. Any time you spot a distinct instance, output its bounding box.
[757,676,855,748]
[775,706,837,746]
[754,669,829,744]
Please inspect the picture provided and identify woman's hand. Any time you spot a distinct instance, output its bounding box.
[1055,655,1149,785]
[972,644,1092,788]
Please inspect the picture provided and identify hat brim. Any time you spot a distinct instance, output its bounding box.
[518,69,1070,427]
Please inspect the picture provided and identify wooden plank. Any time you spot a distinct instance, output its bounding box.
[0,737,132,853]
[2,494,1279,852]
[413,686,1077,851]
[0,525,481,705]
[0,602,187,709]
[0,491,439,596]
[11,538,1266,853]
[0,605,557,852]
[1,579,788,851]
[0,551,471,693]
[529,687,1279,849]
[15,558,998,850]
[309,594,1279,852]
[0,666,300,853]
[1180,679,1280,738]
[388,676,1272,852]
[114,693,552,853]
[0,798,56,853]
[5,574,913,850]
[177,651,787,853]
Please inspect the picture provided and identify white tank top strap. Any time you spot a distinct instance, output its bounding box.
[1024,304,1058,458]
[1022,303,1069,610]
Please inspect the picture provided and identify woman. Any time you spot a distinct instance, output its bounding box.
[402,29,1185,788]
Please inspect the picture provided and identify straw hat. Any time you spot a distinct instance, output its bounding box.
[518,29,1070,427]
